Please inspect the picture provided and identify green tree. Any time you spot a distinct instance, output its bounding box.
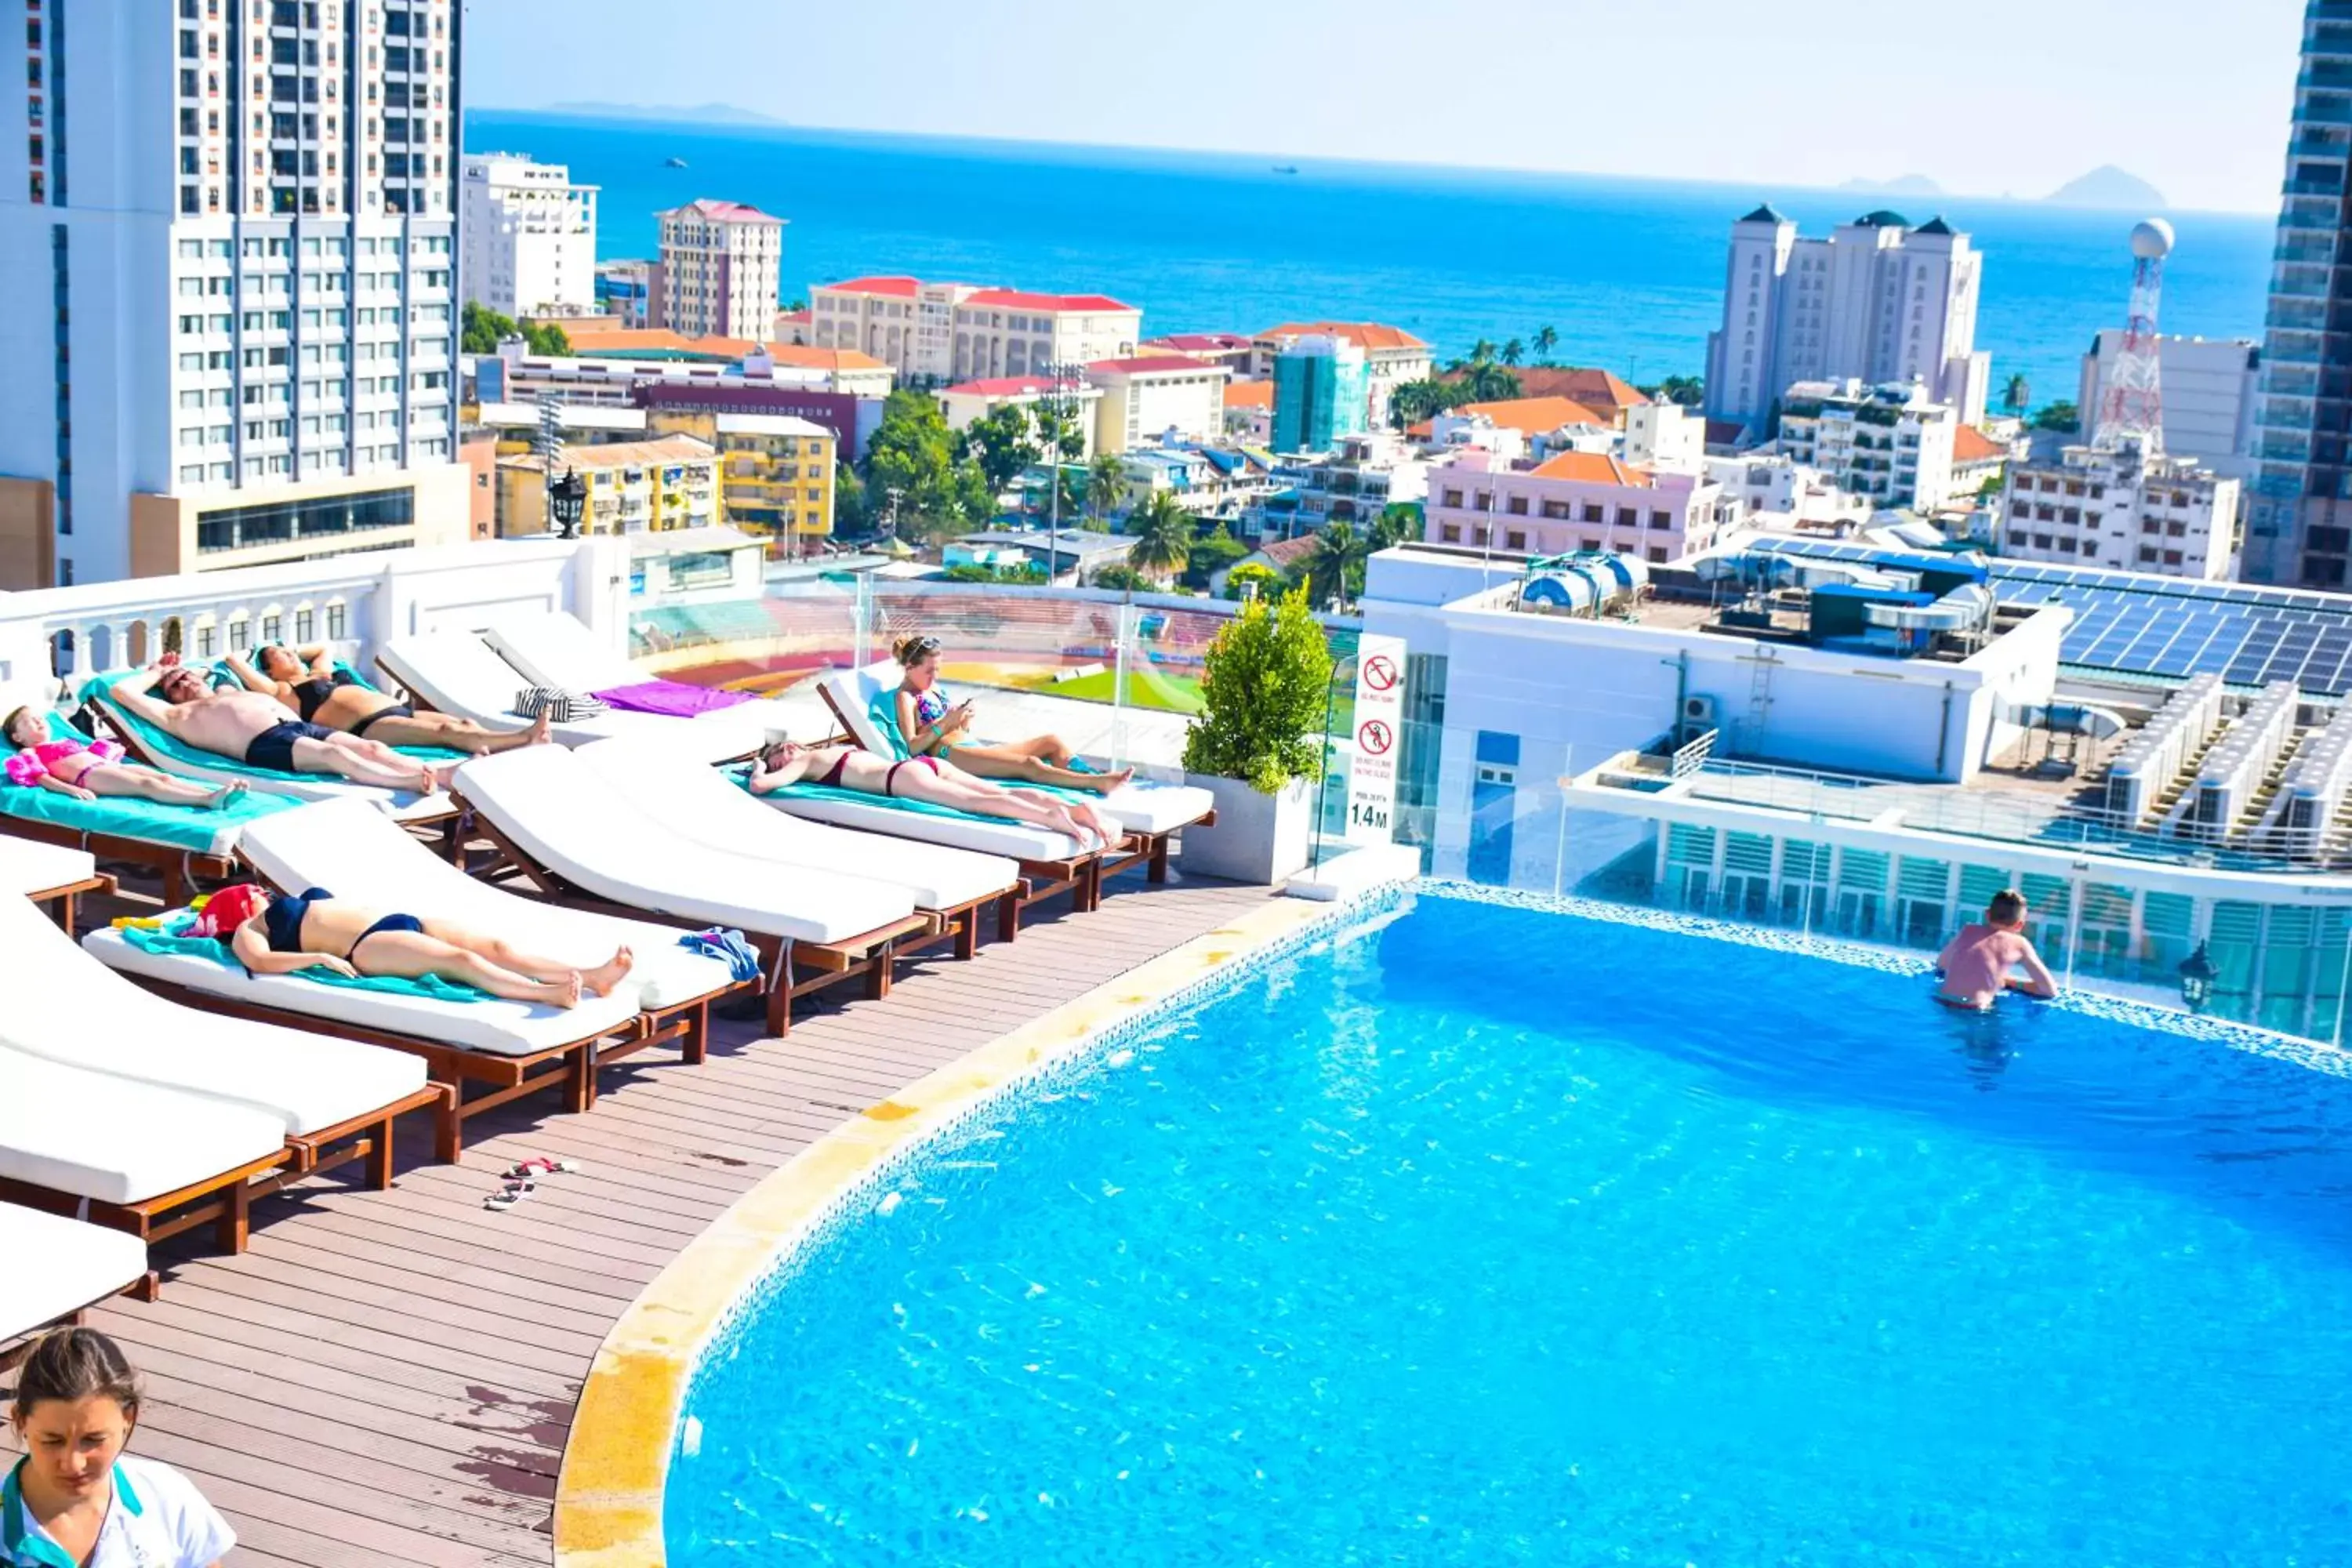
[1370,502,1420,554]
[1456,363,1521,402]
[1532,325,1559,365]
[1126,491,1196,584]
[961,402,1041,492]
[1388,379,1451,429]
[1501,337,1525,367]
[461,300,516,355]
[866,390,984,543]
[1179,524,1250,591]
[2031,400,2079,433]
[1223,561,1282,601]
[943,562,1046,585]
[2002,373,2032,417]
[1090,563,1154,592]
[1303,521,1367,609]
[524,320,572,355]
[1651,374,1704,408]
[1181,587,1334,793]
[1086,452,1128,531]
[1470,338,1498,365]
[833,468,873,536]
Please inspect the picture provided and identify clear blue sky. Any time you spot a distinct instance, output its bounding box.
[463,0,2308,213]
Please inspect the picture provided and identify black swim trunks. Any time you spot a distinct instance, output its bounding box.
[346,702,415,739]
[245,718,337,773]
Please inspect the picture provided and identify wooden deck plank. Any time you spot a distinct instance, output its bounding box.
[3,872,1270,1566]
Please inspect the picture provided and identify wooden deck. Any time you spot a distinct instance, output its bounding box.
[3,871,1272,1568]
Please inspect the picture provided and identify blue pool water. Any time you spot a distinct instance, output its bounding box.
[667,892,2352,1565]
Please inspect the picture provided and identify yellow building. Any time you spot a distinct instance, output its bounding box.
[495,434,719,537]
[645,411,835,554]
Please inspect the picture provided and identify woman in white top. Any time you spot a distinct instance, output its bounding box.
[5,1327,234,1567]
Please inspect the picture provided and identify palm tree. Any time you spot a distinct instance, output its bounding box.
[1086,451,1127,530]
[1532,325,1559,365]
[1501,337,1525,366]
[1459,361,1519,401]
[2002,372,2031,418]
[1305,521,1365,610]
[1126,491,1195,584]
[1468,337,1498,366]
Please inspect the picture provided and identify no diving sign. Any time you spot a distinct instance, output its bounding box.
[1346,635,1406,844]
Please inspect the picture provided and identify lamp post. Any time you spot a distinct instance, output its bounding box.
[548,469,587,539]
[1041,359,1087,586]
[2176,941,2219,1014]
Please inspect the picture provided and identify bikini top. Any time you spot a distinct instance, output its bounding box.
[913,686,950,727]
[265,887,334,953]
[3,737,123,787]
[289,670,358,722]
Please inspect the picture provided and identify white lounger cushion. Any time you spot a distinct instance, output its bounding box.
[238,798,735,1011]
[0,891,427,1134]
[573,739,1018,910]
[0,1049,288,1207]
[82,688,452,819]
[0,1203,150,1339]
[379,633,772,761]
[818,662,1215,833]
[478,611,800,731]
[456,746,918,946]
[754,783,1083,862]
[0,837,97,894]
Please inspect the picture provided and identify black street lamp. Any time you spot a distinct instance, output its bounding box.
[2177,941,2219,1014]
[549,470,588,539]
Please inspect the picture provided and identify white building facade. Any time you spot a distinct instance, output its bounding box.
[1775,379,1963,511]
[1706,207,1990,441]
[1085,355,1229,453]
[1999,436,2242,580]
[459,152,596,317]
[655,199,786,341]
[809,275,1142,386]
[0,0,467,586]
[2075,332,2258,481]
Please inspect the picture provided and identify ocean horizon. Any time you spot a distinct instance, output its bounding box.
[467,110,2274,410]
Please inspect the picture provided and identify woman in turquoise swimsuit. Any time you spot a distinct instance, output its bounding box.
[891,635,1131,794]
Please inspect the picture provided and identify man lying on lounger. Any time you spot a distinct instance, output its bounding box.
[111,660,453,794]
[749,736,1123,849]
[227,643,549,756]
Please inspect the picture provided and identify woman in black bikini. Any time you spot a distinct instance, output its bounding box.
[207,882,633,1009]
[228,645,548,755]
[750,739,1120,848]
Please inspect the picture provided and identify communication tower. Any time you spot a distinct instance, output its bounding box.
[2092,217,2175,451]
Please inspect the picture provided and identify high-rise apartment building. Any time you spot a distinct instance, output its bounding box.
[1272,336,1370,453]
[654,199,785,341]
[2247,0,2352,585]
[0,0,469,587]
[1704,207,1990,442]
[460,151,596,317]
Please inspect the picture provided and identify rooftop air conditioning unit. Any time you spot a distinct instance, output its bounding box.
[1681,695,1719,736]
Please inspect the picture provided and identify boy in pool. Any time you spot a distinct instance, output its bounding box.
[1933,889,2059,1010]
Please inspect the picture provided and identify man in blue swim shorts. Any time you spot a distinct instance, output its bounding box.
[111,662,450,793]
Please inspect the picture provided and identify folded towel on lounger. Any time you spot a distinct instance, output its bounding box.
[123,916,492,1003]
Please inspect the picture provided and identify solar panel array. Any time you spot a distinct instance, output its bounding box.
[1744,538,2352,697]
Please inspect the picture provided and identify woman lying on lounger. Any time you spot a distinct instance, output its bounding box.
[749,736,1123,849]
[3,705,249,811]
[196,881,633,1009]
[891,634,1132,794]
[227,644,549,755]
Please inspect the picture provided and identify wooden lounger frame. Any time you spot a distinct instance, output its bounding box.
[25,870,114,933]
[0,1081,448,1286]
[1,814,241,907]
[451,794,935,1035]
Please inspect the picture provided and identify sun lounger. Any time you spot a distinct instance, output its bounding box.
[815,660,1216,884]
[0,701,295,902]
[0,1046,294,1258]
[573,737,1024,952]
[378,631,774,762]
[1,888,447,1193]
[222,797,742,1143]
[0,1203,154,1362]
[479,609,798,727]
[450,745,931,1032]
[81,674,456,826]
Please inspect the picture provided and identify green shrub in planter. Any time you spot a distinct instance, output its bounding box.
[1181,586,1335,794]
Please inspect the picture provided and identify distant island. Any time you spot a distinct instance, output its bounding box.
[1839,173,1943,198]
[2043,165,2167,210]
[530,101,788,127]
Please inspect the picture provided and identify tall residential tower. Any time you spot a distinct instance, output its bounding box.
[2246,0,2352,586]
[460,151,597,318]
[1704,207,1990,443]
[0,0,468,587]
[654,198,785,341]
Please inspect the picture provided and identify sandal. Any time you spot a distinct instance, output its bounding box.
[503,1156,581,1179]
[483,1179,535,1210]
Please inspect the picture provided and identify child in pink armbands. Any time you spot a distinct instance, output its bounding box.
[4,705,248,811]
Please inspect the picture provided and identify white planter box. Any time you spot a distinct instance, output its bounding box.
[1178,774,1316,884]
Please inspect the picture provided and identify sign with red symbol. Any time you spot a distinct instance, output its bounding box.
[1345,634,1406,845]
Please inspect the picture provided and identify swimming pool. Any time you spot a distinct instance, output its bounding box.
[665,888,2352,1564]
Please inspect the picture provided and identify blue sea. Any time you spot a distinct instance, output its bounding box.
[466,112,2273,409]
[668,891,2352,1564]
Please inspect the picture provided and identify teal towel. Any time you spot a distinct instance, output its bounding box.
[81,673,467,784]
[122,917,492,1004]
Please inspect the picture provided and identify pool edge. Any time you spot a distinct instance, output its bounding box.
[549,891,1353,1568]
